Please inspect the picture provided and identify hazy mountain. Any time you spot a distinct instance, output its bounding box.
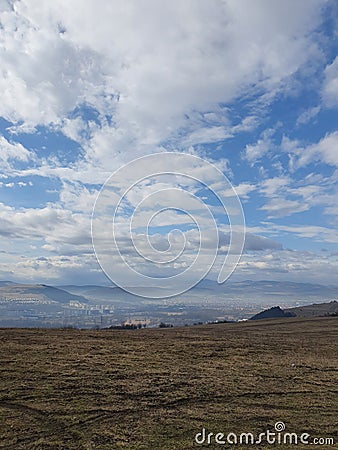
[198,279,338,297]
[0,281,15,287]
[59,284,143,305]
[0,283,89,304]
[3,280,338,307]
[60,284,116,299]
[59,280,338,307]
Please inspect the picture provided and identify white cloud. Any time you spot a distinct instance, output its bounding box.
[309,131,338,166]
[322,56,338,108]
[261,222,338,244]
[260,198,309,218]
[259,176,290,197]
[0,135,34,169]
[221,183,257,200]
[59,181,99,214]
[0,180,33,188]
[257,176,306,218]
[284,132,338,168]
[0,0,336,286]
[244,128,276,163]
[182,127,233,147]
[0,0,327,164]
[0,202,93,256]
[256,169,338,222]
[234,249,338,285]
[296,105,321,126]
[0,252,103,285]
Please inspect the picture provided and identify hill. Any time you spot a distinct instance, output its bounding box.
[0,281,15,287]
[250,305,294,320]
[0,283,89,304]
[250,300,338,321]
[285,300,338,318]
[0,317,336,449]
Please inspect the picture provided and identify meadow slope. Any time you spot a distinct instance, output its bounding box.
[0,317,337,449]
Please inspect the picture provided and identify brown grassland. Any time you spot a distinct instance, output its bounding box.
[0,317,337,449]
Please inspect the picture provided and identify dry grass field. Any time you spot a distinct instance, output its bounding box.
[0,317,337,449]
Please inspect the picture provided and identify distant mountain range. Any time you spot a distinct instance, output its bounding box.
[197,279,338,297]
[57,279,338,309]
[1,279,338,307]
[0,281,15,287]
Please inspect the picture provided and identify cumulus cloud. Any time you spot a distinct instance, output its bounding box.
[282,132,338,168]
[244,128,276,163]
[0,202,93,256]
[0,252,104,285]
[0,135,35,170]
[235,249,338,286]
[322,56,338,108]
[0,0,327,163]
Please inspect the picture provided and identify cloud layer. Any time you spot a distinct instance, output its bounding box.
[0,0,337,286]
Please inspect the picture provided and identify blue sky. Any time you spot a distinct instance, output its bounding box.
[0,0,337,287]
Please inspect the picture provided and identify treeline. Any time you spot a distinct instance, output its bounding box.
[108,322,174,329]
[108,323,147,330]
[107,319,230,330]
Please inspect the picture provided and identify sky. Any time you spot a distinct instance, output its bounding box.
[0,0,337,288]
